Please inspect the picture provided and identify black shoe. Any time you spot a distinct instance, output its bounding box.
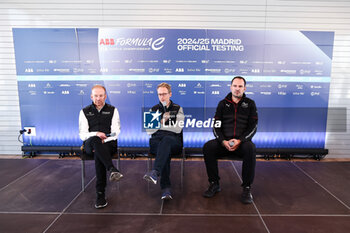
[203,182,221,198]
[109,167,123,182]
[161,188,173,200]
[143,170,159,185]
[95,192,108,209]
[241,186,253,204]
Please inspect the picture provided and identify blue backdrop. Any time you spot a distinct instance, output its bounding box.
[13,28,334,148]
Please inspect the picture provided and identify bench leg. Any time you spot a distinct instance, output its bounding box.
[81,159,85,192]
[147,157,152,192]
[147,157,151,171]
[181,147,185,190]
[116,148,121,192]
[116,148,120,171]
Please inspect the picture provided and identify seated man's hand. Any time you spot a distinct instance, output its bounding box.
[222,139,241,151]
[96,132,107,141]
[230,139,241,151]
[222,140,232,151]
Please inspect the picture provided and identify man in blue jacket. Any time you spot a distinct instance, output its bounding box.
[202,76,258,204]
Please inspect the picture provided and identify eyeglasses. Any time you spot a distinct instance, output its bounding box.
[158,93,169,97]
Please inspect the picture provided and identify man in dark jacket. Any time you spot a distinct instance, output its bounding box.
[79,85,123,209]
[143,82,184,200]
[202,76,258,204]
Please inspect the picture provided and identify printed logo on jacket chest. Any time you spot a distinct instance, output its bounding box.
[241,102,249,108]
[101,111,111,115]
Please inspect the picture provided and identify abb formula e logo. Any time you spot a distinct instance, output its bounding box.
[99,38,115,45]
[99,37,165,50]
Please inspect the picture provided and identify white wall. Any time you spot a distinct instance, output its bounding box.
[0,0,349,157]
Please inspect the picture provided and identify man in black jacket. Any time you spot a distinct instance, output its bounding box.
[143,83,184,200]
[202,76,258,204]
[79,85,123,209]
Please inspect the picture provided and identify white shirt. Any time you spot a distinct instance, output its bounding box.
[79,107,120,143]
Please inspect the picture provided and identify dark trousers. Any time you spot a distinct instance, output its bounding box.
[150,135,182,189]
[203,139,256,187]
[84,136,117,193]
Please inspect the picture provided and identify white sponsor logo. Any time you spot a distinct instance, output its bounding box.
[205,68,221,73]
[54,68,70,73]
[278,84,287,88]
[127,83,137,87]
[296,84,304,90]
[310,85,322,89]
[148,68,160,73]
[280,69,297,74]
[293,92,305,96]
[109,91,121,94]
[129,68,145,73]
[195,83,203,88]
[175,68,184,72]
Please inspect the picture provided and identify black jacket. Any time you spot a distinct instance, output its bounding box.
[150,100,183,139]
[151,101,181,125]
[83,103,115,135]
[213,93,258,143]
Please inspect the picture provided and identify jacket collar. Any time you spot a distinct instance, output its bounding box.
[91,102,107,112]
[158,100,173,112]
[224,92,246,104]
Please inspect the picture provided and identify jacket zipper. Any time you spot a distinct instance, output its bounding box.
[234,103,237,137]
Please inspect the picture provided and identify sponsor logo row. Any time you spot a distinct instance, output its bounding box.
[26,83,324,90]
[23,67,325,76]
